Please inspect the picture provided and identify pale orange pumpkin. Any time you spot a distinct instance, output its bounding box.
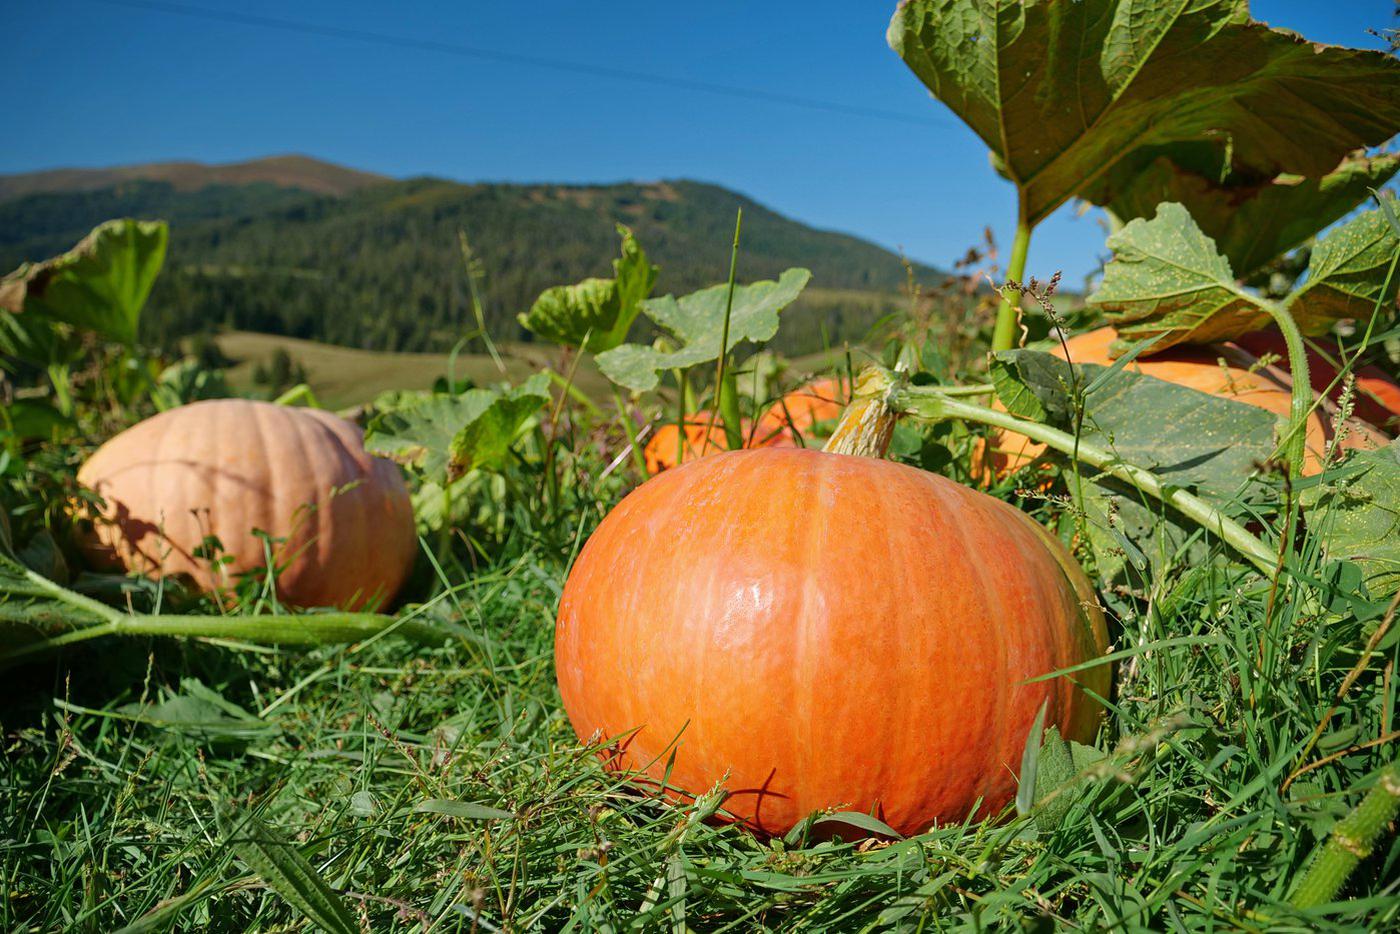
[77,399,416,609]
[984,326,1387,479]
[556,446,1109,836]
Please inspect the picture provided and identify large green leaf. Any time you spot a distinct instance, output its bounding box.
[888,0,1400,227]
[1091,203,1400,355]
[596,268,811,393]
[992,348,1277,580]
[1303,441,1400,599]
[1087,203,1272,353]
[365,374,550,481]
[517,225,657,352]
[1087,146,1400,278]
[1287,209,1400,326]
[0,219,168,344]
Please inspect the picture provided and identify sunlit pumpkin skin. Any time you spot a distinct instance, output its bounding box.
[556,447,1109,836]
[1233,327,1400,433]
[986,326,1387,478]
[77,399,416,610]
[756,376,851,442]
[642,411,794,475]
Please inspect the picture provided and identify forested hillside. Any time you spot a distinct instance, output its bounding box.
[0,159,944,357]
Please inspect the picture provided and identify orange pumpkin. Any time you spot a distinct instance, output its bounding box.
[556,447,1109,836]
[78,399,416,609]
[985,326,1387,478]
[1233,327,1400,433]
[642,410,794,475]
[756,376,851,442]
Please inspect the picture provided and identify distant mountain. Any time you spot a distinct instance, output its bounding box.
[0,157,945,357]
[0,155,385,201]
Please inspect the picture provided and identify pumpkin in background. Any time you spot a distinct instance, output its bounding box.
[984,326,1388,479]
[642,410,794,475]
[556,447,1109,836]
[78,399,416,610]
[756,376,851,443]
[1233,327,1400,433]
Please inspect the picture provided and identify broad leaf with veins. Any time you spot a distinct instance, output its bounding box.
[366,373,551,481]
[517,225,657,353]
[0,218,167,344]
[1089,203,1400,355]
[888,0,1400,227]
[1085,146,1400,278]
[596,268,811,393]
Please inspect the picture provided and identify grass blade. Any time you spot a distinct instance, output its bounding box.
[227,811,357,934]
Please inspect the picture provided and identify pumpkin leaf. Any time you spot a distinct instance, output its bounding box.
[225,810,358,934]
[0,219,168,345]
[888,0,1400,228]
[596,268,811,393]
[992,349,1278,580]
[1087,203,1273,354]
[1031,726,1109,832]
[366,373,551,481]
[518,225,657,352]
[1086,146,1400,278]
[1302,441,1400,599]
[1287,209,1400,327]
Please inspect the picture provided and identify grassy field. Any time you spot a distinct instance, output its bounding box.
[216,331,613,410]
[216,330,855,411]
[5,501,1394,930]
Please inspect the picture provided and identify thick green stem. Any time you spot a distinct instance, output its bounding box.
[991,214,1033,353]
[895,386,1277,572]
[718,368,743,451]
[1290,761,1400,909]
[2,559,450,669]
[822,367,1277,573]
[1259,296,1312,479]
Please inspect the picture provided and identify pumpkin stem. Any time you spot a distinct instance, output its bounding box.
[823,367,900,458]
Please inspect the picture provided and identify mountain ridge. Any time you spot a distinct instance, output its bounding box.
[0,154,387,201]
[0,156,946,357]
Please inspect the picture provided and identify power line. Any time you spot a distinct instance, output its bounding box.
[83,0,949,129]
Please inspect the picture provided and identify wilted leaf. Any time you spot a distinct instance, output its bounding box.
[1303,441,1400,599]
[0,219,168,344]
[1088,203,1271,353]
[366,373,550,480]
[518,225,657,352]
[1087,146,1400,278]
[1287,209,1400,326]
[596,268,811,392]
[889,0,1400,227]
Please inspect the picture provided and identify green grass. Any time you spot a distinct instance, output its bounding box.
[3,474,1396,930]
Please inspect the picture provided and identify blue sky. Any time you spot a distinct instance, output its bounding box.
[5,1,1396,283]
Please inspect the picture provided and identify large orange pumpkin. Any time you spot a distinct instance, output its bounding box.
[78,399,416,609]
[556,447,1109,836]
[756,376,851,442]
[642,410,793,475]
[985,326,1387,478]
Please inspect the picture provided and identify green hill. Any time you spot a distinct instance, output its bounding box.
[0,157,944,358]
